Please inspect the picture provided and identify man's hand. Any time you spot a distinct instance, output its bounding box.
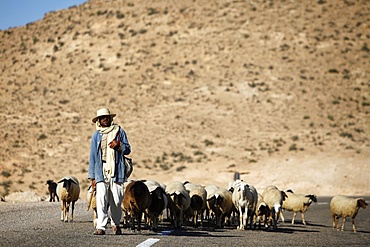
[109,140,120,149]
[91,179,96,188]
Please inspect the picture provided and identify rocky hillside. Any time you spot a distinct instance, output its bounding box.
[0,0,369,197]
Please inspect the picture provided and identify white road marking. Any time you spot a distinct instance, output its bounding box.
[317,202,329,205]
[136,238,160,247]
[158,230,174,236]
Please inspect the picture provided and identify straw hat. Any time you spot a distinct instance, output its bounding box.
[92,108,116,123]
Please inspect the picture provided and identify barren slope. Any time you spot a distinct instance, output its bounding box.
[0,0,369,197]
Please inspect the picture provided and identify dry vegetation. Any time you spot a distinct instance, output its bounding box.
[0,0,369,198]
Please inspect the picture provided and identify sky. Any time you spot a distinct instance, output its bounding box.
[0,0,87,30]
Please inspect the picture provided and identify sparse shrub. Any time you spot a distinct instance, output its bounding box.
[361,43,369,52]
[116,10,125,19]
[38,134,47,140]
[340,132,353,140]
[289,144,297,151]
[303,115,310,119]
[176,166,186,172]
[204,139,214,146]
[148,7,159,15]
[327,115,334,121]
[291,135,299,141]
[1,171,11,178]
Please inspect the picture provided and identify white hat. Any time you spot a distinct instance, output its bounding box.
[92,108,116,123]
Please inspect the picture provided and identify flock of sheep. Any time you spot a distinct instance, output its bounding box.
[47,176,368,233]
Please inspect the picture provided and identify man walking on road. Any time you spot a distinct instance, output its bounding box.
[88,108,131,235]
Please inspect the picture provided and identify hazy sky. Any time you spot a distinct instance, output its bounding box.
[0,0,87,30]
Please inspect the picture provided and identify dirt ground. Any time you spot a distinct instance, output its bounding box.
[0,0,369,199]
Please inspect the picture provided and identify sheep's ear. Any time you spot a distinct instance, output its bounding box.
[58,179,65,183]
[286,189,294,193]
[71,180,78,185]
[207,196,214,201]
[281,191,288,200]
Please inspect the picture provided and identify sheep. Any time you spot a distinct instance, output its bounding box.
[86,185,97,227]
[254,193,269,229]
[330,195,368,233]
[261,185,288,230]
[204,184,220,222]
[56,176,80,222]
[122,180,152,231]
[280,189,317,225]
[143,179,168,232]
[184,181,207,228]
[165,181,191,228]
[229,180,258,230]
[46,180,59,202]
[206,187,233,228]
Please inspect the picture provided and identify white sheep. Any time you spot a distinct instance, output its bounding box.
[229,180,258,230]
[184,182,207,228]
[280,189,317,225]
[261,185,287,230]
[86,185,97,227]
[56,176,80,222]
[330,195,368,233]
[204,185,220,222]
[206,187,233,228]
[165,181,191,228]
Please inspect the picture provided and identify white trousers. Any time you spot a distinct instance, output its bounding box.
[96,178,124,231]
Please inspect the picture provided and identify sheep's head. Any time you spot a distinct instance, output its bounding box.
[306,194,318,203]
[46,180,54,185]
[358,198,368,209]
[58,178,77,190]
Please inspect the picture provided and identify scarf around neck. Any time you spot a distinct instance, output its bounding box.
[96,122,120,179]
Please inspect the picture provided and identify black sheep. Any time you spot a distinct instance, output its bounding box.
[46,180,59,202]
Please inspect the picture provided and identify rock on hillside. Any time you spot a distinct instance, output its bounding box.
[0,0,369,197]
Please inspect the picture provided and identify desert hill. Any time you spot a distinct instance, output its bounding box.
[0,0,369,198]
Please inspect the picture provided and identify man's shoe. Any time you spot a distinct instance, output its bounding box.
[93,229,105,235]
[112,225,122,235]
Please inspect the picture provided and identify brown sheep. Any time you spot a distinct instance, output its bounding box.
[122,180,152,231]
[56,176,80,222]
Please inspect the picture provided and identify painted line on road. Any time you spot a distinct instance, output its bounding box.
[136,238,160,247]
[158,230,174,236]
[317,202,329,205]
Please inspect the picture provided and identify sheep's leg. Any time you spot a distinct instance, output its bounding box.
[65,202,70,222]
[280,211,285,222]
[341,217,346,231]
[70,201,75,222]
[93,209,98,227]
[137,212,142,231]
[335,217,340,231]
[301,212,306,225]
[331,215,336,229]
[60,202,64,221]
[351,219,356,233]
[292,212,297,224]
[194,210,198,228]
[238,206,244,230]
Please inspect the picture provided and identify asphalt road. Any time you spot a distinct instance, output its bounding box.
[0,197,369,247]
